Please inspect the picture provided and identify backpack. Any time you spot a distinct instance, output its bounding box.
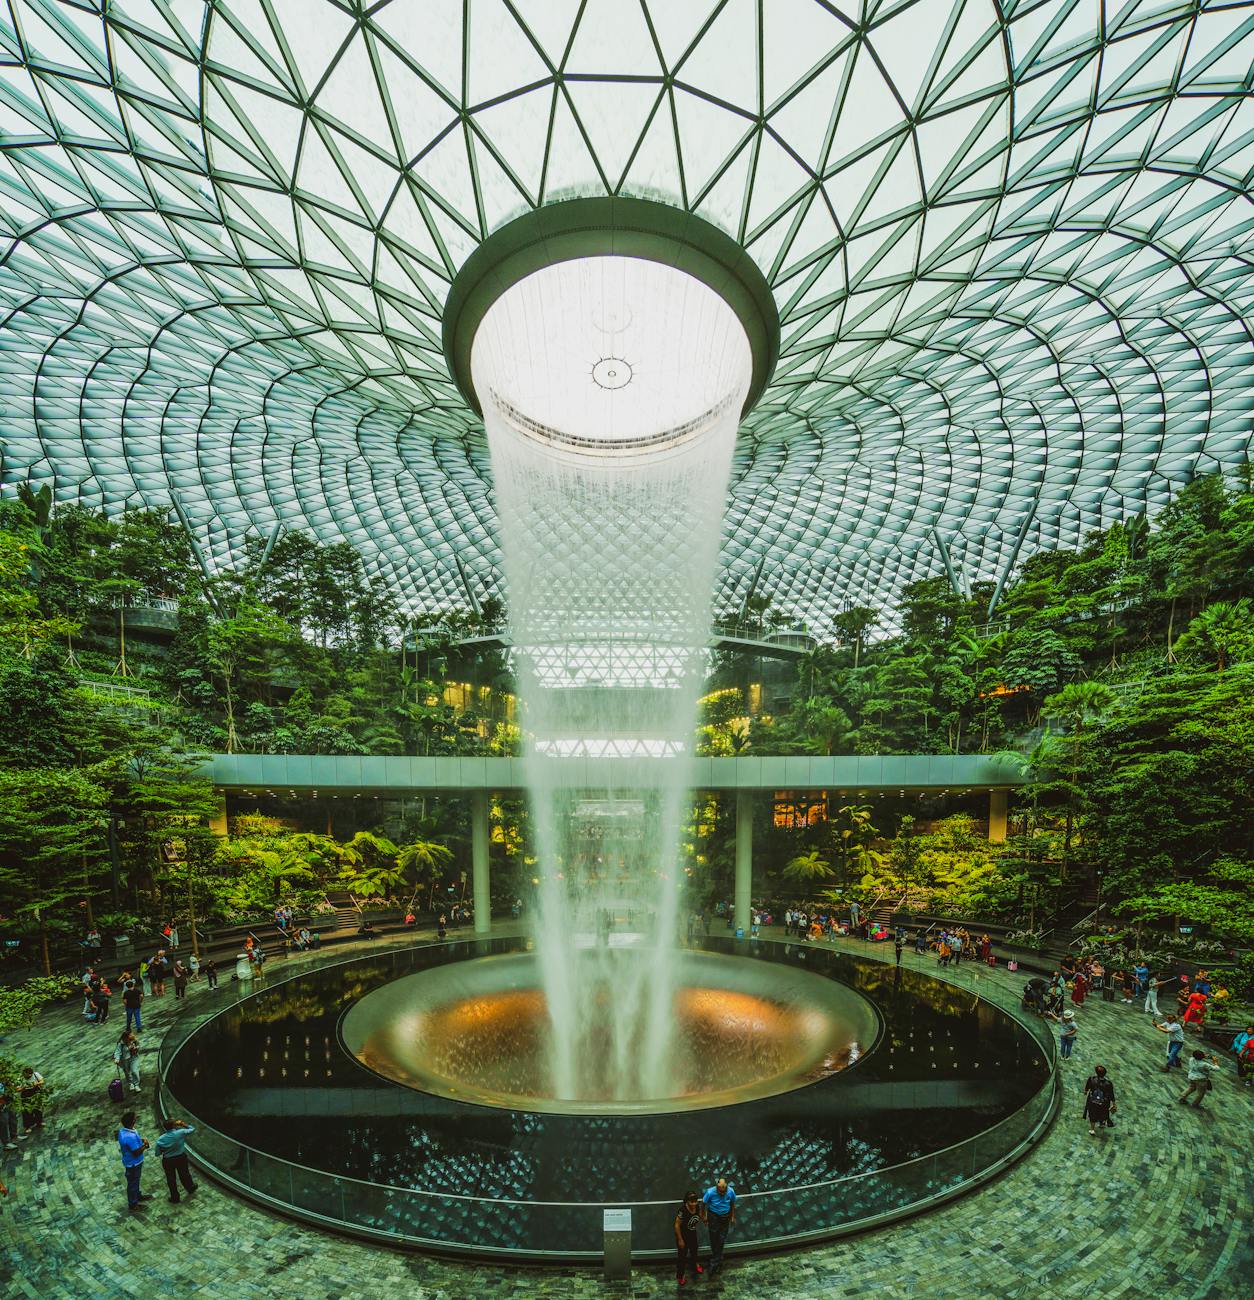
[1088,1077,1111,1107]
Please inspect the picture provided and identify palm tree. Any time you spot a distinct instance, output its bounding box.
[831,605,880,667]
[1176,599,1252,672]
[1041,680,1115,732]
[397,837,454,909]
[782,850,833,883]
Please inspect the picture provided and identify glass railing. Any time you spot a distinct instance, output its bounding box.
[155,942,1058,1259]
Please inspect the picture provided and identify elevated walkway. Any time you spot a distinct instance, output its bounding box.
[201,752,1024,795]
[421,624,818,660]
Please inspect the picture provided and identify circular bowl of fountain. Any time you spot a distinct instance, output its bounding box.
[341,948,879,1114]
[158,936,1057,1260]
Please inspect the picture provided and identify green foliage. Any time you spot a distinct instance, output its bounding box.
[782,850,833,883]
[1116,857,1254,946]
[0,975,77,1034]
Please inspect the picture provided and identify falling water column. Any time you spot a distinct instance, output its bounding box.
[473,255,752,1102]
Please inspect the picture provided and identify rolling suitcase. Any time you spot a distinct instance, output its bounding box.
[108,1072,125,1103]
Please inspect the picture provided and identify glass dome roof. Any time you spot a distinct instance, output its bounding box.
[0,0,1251,624]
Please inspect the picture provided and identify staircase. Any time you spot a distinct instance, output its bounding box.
[325,891,360,933]
[868,891,907,931]
[1041,882,1103,959]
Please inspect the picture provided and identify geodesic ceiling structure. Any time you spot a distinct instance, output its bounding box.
[1,0,1252,627]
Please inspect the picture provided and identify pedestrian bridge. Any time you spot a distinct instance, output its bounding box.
[202,752,1023,796]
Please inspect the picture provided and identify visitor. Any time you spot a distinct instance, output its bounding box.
[150,951,167,997]
[405,910,416,927]
[915,930,927,954]
[155,1118,197,1202]
[1049,970,1067,1012]
[1194,970,1213,997]
[113,1029,142,1094]
[1182,989,1208,1032]
[979,933,991,963]
[122,980,143,1034]
[437,914,447,940]
[81,967,97,1020]
[937,938,951,968]
[188,952,200,982]
[1071,969,1089,1007]
[168,921,180,949]
[1230,1026,1254,1084]
[1155,1015,1186,1070]
[172,960,189,999]
[894,931,904,966]
[116,1110,150,1211]
[138,957,151,998]
[849,900,860,932]
[203,957,218,989]
[252,946,267,983]
[1055,1008,1078,1059]
[1133,961,1149,997]
[91,979,111,1025]
[1178,1050,1221,1108]
[1175,975,1192,1017]
[0,1077,19,1149]
[1083,1064,1116,1136]
[1236,1037,1254,1088]
[1143,977,1174,1013]
[701,1177,736,1276]
[674,1189,703,1285]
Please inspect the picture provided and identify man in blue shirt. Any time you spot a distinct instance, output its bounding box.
[155,1117,197,1203]
[116,1111,150,1210]
[701,1177,736,1275]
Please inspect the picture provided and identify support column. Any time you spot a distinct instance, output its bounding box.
[209,791,228,838]
[988,788,1008,844]
[471,790,491,935]
[735,790,753,936]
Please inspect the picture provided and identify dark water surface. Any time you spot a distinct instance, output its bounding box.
[166,937,1047,1200]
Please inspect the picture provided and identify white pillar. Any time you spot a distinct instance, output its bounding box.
[735,790,753,935]
[471,790,491,935]
[209,790,228,838]
[988,788,1008,844]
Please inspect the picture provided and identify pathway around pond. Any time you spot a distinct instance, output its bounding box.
[1,924,1248,1299]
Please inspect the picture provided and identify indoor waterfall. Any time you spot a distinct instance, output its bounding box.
[473,256,751,1101]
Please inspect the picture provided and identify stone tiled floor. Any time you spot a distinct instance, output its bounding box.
[1,927,1249,1299]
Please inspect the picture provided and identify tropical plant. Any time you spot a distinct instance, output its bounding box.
[782,850,833,883]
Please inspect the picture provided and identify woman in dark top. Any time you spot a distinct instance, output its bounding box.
[1083,1065,1116,1136]
[674,1190,703,1285]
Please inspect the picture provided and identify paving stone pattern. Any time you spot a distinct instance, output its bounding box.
[1,927,1248,1299]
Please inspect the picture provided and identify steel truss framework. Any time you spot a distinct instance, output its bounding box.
[0,0,1251,626]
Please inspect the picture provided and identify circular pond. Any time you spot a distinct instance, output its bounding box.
[158,935,1056,1259]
